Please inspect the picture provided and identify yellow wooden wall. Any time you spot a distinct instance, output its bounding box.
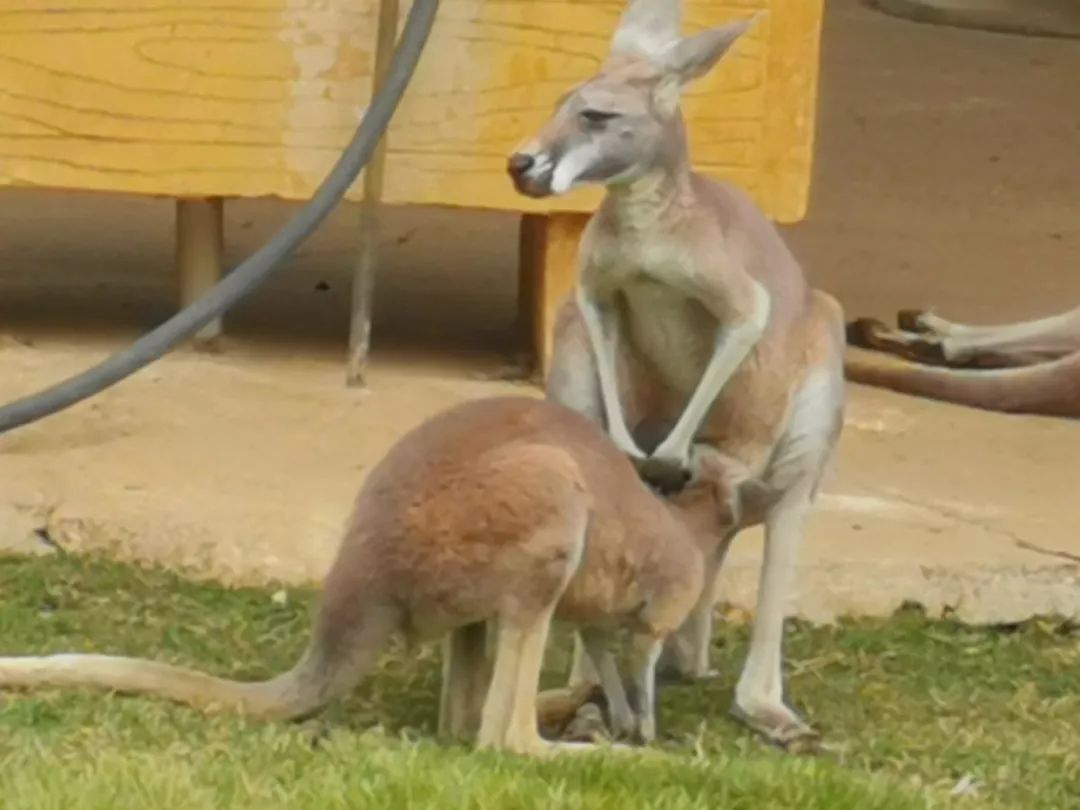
[0,0,823,222]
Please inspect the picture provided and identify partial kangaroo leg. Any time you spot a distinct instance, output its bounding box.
[439,622,490,742]
[579,628,636,739]
[477,606,559,755]
[899,306,1080,343]
[627,634,664,744]
[865,307,1080,368]
[567,633,602,687]
[475,479,590,756]
[731,478,818,750]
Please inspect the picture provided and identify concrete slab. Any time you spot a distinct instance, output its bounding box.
[2,334,1077,624]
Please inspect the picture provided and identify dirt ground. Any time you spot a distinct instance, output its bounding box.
[2,0,1079,623]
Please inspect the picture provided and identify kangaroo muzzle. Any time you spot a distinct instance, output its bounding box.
[506,148,557,198]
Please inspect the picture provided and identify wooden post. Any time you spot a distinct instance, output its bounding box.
[176,197,224,351]
[518,213,589,379]
[346,0,399,388]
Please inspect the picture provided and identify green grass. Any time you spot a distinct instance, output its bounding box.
[0,553,1076,809]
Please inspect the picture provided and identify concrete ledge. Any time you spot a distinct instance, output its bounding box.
[869,0,1080,38]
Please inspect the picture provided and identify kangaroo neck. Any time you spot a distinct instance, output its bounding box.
[604,144,696,233]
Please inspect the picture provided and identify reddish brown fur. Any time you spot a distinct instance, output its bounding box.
[321,397,713,644]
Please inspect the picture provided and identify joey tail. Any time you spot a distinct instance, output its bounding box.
[0,595,402,721]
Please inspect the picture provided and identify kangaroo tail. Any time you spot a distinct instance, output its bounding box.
[844,349,1080,418]
[0,598,401,721]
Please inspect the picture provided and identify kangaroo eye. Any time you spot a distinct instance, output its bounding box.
[580,109,620,125]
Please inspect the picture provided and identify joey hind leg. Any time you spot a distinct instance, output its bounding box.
[477,611,607,755]
[477,608,557,756]
[476,487,591,756]
[439,622,491,742]
[852,310,1080,369]
[535,681,605,740]
[846,317,949,366]
[902,306,1080,366]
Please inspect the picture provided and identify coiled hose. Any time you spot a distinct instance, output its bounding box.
[0,0,439,435]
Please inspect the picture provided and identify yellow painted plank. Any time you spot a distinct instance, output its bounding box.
[0,0,823,222]
[0,1,377,199]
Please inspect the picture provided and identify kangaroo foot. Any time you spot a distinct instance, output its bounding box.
[731,700,823,755]
[896,309,935,333]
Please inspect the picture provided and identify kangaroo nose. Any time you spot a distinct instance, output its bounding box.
[507,152,535,176]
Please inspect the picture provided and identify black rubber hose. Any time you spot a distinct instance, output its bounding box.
[0,0,439,435]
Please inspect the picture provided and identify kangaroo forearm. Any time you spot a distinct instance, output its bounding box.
[658,281,771,456]
[575,288,642,455]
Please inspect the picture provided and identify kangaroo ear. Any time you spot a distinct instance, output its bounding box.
[661,14,761,84]
[610,0,683,59]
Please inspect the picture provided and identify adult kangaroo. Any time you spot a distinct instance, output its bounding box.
[507,0,845,747]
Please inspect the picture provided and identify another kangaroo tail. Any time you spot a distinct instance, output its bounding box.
[0,597,402,721]
[844,349,1080,418]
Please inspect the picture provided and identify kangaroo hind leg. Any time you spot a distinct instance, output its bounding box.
[439,622,490,742]
[474,448,590,756]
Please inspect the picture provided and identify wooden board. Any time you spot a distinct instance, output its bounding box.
[0,1,376,200]
[0,0,823,222]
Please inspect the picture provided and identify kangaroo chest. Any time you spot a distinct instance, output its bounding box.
[618,277,719,393]
[596,261,796,477]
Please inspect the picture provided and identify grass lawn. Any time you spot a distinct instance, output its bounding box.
[0,553,1076,809]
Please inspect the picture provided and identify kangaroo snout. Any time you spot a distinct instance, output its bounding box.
[507,152,535,175]
[506,150,554,198]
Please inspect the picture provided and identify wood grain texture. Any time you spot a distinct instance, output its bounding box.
[0,0,823,222]
[0,1,376,199]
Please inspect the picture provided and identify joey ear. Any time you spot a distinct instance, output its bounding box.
[661,14,762,84]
